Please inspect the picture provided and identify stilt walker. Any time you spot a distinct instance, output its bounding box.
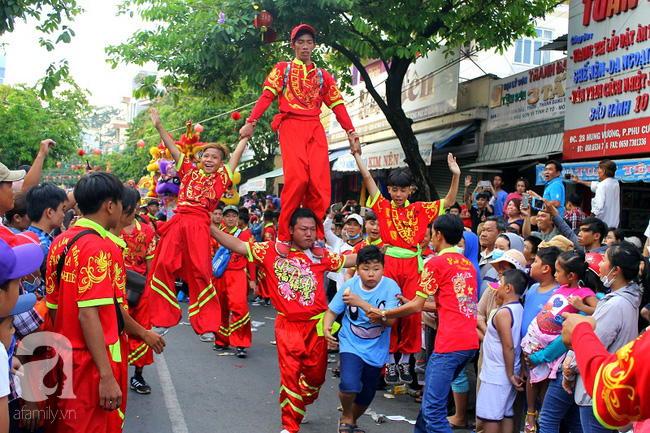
[239,24,360,257]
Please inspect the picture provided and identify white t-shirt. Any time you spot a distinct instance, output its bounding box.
[590,177,620,228]
[0,346,9,398]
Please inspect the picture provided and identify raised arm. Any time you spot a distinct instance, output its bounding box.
[463,175,473,210]
[227,136,250,174]
[353,152,379,200]
[150,108,181,163]
[22,139,55,192]
[209,223,250,256]
[444,153,461,208]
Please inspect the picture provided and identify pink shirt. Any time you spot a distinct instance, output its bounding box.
[536,285,596,335]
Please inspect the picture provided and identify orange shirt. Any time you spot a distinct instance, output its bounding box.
[247,241,346,321]
[367,191,444,251]
[45,219,121,349]
[175,155,233,217]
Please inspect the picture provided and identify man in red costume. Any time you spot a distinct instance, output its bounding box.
[239,24,360,257]
[211,208,357,433]
[213,205,256,357]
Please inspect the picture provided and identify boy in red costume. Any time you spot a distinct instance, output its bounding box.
[45,173,164,433]
[213,205,256,357]
[352,147,460,384]
[148,108,249,336]
[239,24,360,257]
[121,196,158,394]
[211,208,357,433]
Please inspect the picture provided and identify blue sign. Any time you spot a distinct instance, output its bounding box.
[535,158,650,185]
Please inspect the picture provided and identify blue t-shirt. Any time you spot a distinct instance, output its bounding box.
[543,177,565,215]
[521,283,559,340]
[328,275,401,367]
[493,190,509,217]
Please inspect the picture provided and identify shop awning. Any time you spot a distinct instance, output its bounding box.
[462,133,563,169]
[240,149,350,194]
[332,124,474,172]
[535,157,650,185]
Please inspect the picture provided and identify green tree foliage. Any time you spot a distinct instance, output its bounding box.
[104,89,278,182]
[109,0,559,198]
[0,0,82,98]
[0,81,89,168]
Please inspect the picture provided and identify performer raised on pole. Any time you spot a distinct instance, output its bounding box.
[239,23,360,258]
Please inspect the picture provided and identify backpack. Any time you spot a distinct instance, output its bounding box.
[212,229,241,278]
[282,61,323,96]
[55,229,125,335]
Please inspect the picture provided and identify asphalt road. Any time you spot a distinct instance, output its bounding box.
[123,301,429,433]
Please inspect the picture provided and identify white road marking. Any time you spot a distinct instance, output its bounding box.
[155,354,189,433]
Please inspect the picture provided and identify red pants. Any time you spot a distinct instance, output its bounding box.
[277,118,330,242]
[149,214,221,334]
[384,255,422,355]
[214,269,252,348]
[276,314,327,433]
[127,283,154,368]
[257,267,271,298]
[46,344,126,433]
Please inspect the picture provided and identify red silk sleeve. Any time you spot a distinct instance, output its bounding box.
[571,321,611,397]
[247,89,276,122]
[332,103,354,133]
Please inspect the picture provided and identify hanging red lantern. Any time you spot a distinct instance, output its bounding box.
[56,162,62,167]
[265,28,277,43]
[78,149,85,156]
[93,148,102,155]
[255,10,273,41]
[69,165,75,170]
[137,140,146,148]
[194,124,204,133]
[94,166,100,170]
[231,111,241,121]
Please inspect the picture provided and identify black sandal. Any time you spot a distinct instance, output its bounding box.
[338,420,355,433]
[354,427,366,433]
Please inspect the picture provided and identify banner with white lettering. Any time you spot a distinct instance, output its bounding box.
[535,157,650,185]
[488,59,567,131]
[564,0,650,160]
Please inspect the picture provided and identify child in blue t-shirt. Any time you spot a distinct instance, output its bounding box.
[323,245,401,433]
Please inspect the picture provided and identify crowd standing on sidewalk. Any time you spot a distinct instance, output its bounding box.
[1,22,650,433]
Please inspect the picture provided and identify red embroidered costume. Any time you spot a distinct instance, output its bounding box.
[246,241,346,433]
[367,191,445,354]
[148,155,232,334]
[247,27,354,243]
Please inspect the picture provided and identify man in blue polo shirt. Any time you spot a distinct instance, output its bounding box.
[542,160,565,215]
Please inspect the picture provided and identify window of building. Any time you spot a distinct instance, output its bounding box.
[514,29,553,66]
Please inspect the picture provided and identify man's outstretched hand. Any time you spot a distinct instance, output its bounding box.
[347,130,361,155]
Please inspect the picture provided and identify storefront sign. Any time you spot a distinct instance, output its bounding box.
[332,141,432,172]
[239,177,267,195]
[535,157,650,184]
[564,0,650,160]
[488,59,567,131]
[329,50,459,145]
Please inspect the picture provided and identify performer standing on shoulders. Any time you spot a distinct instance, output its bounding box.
[239,23,360,258]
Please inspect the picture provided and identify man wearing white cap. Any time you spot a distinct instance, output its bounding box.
[324,211,364,295]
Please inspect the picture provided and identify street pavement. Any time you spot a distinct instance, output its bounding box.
[123,300,433,433]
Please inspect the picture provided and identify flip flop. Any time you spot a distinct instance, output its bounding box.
[449,422,469,430]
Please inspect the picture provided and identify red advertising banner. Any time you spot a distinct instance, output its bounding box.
[563,116,650,159]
